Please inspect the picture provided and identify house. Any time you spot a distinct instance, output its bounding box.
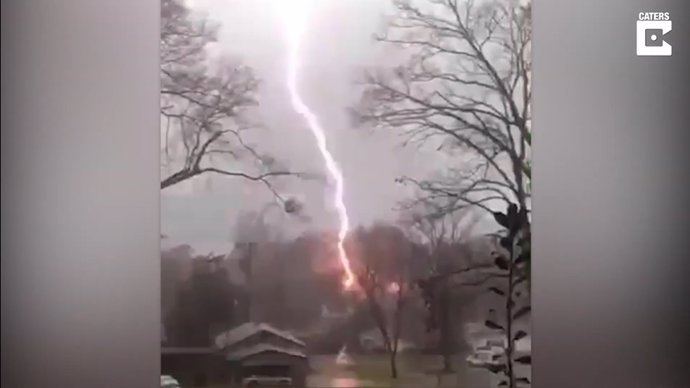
[215,322,309,386]
[464,322,531,354]
[358,328,416,353]
[160,322,308,387]
[321,304,352,320]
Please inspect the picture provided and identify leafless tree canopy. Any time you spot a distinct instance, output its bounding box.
[348,224,418,378]
[353,0,532,215]
[160,0,303,194]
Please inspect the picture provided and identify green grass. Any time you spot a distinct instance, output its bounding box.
[308,354,479,387]
[338,354,449,385]
[347,355,394,383]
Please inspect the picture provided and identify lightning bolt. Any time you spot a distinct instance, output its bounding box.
[281,1,356,289]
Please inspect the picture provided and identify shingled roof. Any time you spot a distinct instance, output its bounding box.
[214,322,306,350]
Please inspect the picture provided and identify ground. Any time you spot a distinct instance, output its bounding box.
[185,353,528,387]
[306,353,511,388]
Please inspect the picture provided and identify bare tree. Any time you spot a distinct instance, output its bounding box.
[402,203,479,251]
[349,224,415,379]
[353,0,532,215]
[160,0,306,195]
[401,206,486,373]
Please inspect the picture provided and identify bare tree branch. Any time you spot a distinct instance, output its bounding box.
[159,0,308,195]
[353,0,532,214]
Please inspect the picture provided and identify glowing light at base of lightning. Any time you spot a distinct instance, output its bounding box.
[280,1,356,289]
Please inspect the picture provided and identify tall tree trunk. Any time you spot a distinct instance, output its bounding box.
[389,352,398,379]
[505,232,517,388]
[512,156,527,213]
[390,281,405,380]
[364,289,398,379]
[439,281,454,372]
[512,156,531,295]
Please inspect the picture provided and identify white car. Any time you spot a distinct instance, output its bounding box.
[160,375,181,388]
[242,375,293,387]
[466,347,503,368]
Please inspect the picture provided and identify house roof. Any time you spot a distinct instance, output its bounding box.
[359,328,383,340]
[360,328,411,341]
[214,322,306,349]
[359,329,416,349]
[226,343,307,361]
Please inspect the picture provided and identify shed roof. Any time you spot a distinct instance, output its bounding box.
[214,322,306,349]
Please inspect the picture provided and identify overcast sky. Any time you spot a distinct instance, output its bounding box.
[161,0,450,254]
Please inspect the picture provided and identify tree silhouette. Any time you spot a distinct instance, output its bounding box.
[353,0,532,215]
[160,0,306,194]
[348,224,416,379]
[484,203,531,388]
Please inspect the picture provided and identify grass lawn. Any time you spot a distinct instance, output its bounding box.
[311,353,454,387]
[346,354,394,382]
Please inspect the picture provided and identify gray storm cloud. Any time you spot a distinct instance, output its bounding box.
[161,0,450,253]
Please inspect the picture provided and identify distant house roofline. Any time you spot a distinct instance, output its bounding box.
[359,328,414,341]
[215,322,306,350]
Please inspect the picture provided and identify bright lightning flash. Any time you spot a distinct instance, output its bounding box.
[281,2,356,289]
